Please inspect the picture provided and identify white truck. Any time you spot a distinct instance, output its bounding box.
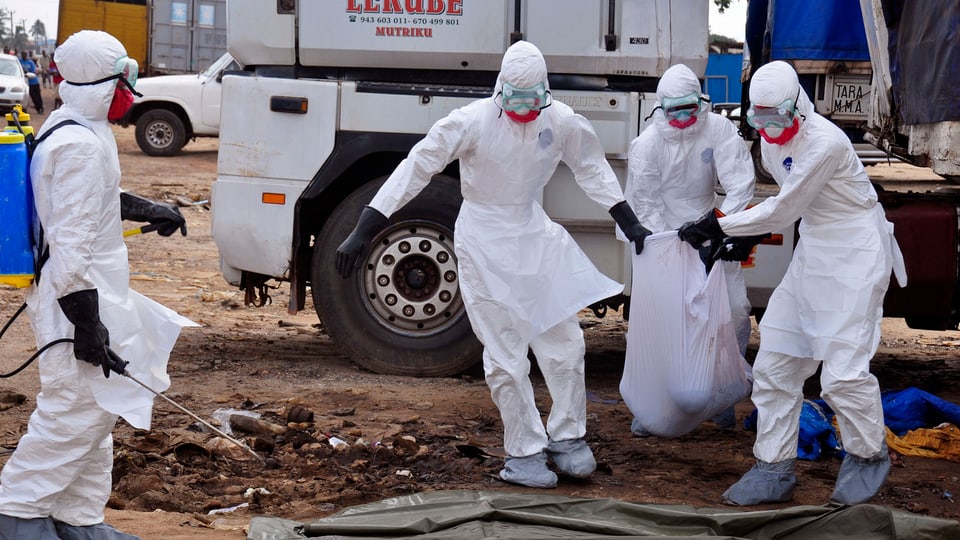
[212,0,960,378]
[211,0,754,377]
[118,52,241,156]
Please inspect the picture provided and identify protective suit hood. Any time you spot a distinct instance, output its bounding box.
[494,41,550,102]
[748,61,814,126]
[55,30,127,121]
[653,64,708,138]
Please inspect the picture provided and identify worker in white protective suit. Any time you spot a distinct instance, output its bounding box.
[336,41,651,488]
[0,30,194,540]
[679,61,907,506]
[624,63,757,437]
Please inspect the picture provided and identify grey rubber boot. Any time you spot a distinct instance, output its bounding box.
[830,445,891,505]
[722,459,797,505]
[546,438,596,478]
[499,451,558,488]
[0,514,60,540]
[631,416,652,437]
[53,521,141,540]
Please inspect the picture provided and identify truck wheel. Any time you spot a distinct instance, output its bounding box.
[751,140,775,184]
[312,175,482,377]
[135,109,187,156]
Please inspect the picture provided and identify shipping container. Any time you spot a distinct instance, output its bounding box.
[57,0,228,75]
[149,0,228,74]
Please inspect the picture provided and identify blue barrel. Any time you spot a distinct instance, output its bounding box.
[0,130,33,288]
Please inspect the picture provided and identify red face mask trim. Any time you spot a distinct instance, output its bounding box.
[506,110,539,123]
[668,115,698,129]
[108,86,135,122]
[759,119,800,145]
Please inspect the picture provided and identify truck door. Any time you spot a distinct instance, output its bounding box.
[200,53,238,130]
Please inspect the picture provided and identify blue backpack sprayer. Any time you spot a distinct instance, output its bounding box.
[0,106,35,288]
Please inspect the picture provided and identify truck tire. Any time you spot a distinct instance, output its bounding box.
[135,109,187,156]
[312,175,482,377]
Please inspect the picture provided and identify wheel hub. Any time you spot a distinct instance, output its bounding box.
[146,122,173,148]
[362,222,462,336]
[400,263,431,293]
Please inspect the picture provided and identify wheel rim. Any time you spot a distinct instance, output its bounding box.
[145,120,174,149]
[361,221,464,337]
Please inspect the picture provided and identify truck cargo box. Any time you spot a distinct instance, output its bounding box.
[227,0,708,79]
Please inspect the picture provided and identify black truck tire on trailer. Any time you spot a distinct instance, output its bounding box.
[312,175,482,377]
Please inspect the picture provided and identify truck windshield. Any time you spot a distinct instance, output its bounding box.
[201,53,239,78]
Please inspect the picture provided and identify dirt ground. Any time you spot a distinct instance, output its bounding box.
[2,86,960,538]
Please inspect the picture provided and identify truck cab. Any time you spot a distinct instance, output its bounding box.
[211,0,723,376]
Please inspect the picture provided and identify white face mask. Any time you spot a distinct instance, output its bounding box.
[761,125,785,138]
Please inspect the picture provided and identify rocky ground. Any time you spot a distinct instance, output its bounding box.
[1,86,959,538]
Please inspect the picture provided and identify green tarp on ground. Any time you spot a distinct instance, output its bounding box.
[246,490,960,539]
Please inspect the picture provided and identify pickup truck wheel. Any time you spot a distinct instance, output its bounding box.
[135,109,187,156]
[312,175,482,377]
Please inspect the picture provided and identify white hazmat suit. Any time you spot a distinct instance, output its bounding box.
[0,31,195,539]
[623,63,755,436]
[362,41,632,487]
[692,61,907,506]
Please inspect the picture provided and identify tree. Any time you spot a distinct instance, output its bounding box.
[714,0,735,13]
[12,21,28,53]
[710,34,743,54]
[30,19,46,49]
[0,8,8,48]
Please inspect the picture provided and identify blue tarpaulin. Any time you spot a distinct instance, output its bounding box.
[882,0,960,124]
[767,0,870,62]
[746,387,960,460]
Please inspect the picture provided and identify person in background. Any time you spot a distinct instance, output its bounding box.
[38,50,52,88]
[679,60,907,506]
[0,30,191,540]
[20,51,43,114]
[336,40,651,489]
[49,51,63,110]
[624,63,757,437]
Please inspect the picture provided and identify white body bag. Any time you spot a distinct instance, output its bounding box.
[620,232,752,437]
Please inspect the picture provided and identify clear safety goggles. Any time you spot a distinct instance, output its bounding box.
[114,56,139,88]
[745,98,798,130]
[499,82,549,114]
[661,92,702,121]
[65,55,141,95]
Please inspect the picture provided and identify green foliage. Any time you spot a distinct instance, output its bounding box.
[30,20,47,48]
[715,0,735,13]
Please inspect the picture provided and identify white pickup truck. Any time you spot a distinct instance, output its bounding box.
[117,52,240,156]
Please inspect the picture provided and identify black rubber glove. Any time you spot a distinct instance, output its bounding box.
[609,201,652,255]
[717,233,773,262]
[698,243,721,273]
[57,289,126,378]
[336,206,389,278]
[120,192,187,237]
[678,210,725,249]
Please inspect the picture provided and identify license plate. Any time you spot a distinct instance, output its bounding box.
[828,75,871,120]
